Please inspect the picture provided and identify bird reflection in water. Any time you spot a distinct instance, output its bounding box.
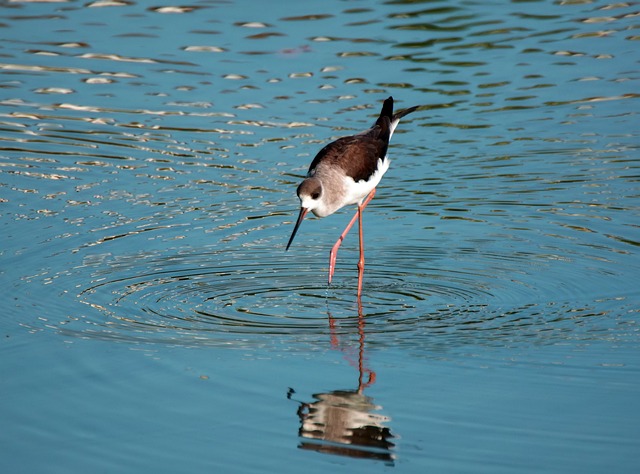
[289,299,395,464]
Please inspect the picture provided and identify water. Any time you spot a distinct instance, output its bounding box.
[1,0,639,472]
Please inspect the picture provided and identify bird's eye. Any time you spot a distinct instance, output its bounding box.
[311,192,320,200]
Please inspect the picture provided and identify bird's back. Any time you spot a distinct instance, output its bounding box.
[308,107,392,181]
[311,134,389,183]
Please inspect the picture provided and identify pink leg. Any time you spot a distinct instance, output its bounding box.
[328,211,358,285]
[356,203,365,298]
[328,188,376,285]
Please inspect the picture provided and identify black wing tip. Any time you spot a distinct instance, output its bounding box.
[381,96,394,119]
[393,104,421,121]
[382,97,423,121]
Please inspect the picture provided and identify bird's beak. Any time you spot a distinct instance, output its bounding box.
[286,207,308,250]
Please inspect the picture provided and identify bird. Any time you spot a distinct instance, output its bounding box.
[286,96,419,297]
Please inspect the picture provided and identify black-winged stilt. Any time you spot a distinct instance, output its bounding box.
[286,96,419,296]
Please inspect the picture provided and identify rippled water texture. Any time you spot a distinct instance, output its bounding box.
[1,0,639,472]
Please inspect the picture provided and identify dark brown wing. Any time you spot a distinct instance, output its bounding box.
[305,96,396,182]
[308,128,390,182]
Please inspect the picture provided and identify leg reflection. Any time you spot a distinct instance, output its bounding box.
[291,298,395,464]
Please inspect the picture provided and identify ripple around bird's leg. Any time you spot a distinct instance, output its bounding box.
[29,240,628,350]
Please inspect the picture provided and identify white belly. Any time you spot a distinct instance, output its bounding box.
[341,157,389,206]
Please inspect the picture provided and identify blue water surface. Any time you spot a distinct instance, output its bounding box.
[1,0,639,472]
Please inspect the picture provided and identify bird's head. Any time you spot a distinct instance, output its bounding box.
[297,178,323,213]
[286,178,323,250]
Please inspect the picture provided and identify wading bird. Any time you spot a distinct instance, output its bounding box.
[286,96,419,297]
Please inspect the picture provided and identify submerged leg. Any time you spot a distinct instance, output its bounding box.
[328,188,376,285]
[356,202,365,298]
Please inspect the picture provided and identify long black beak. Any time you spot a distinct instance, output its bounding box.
[286,207,308,250]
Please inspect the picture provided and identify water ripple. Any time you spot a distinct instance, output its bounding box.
[2,0,637,353]
[30,240,629,351]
